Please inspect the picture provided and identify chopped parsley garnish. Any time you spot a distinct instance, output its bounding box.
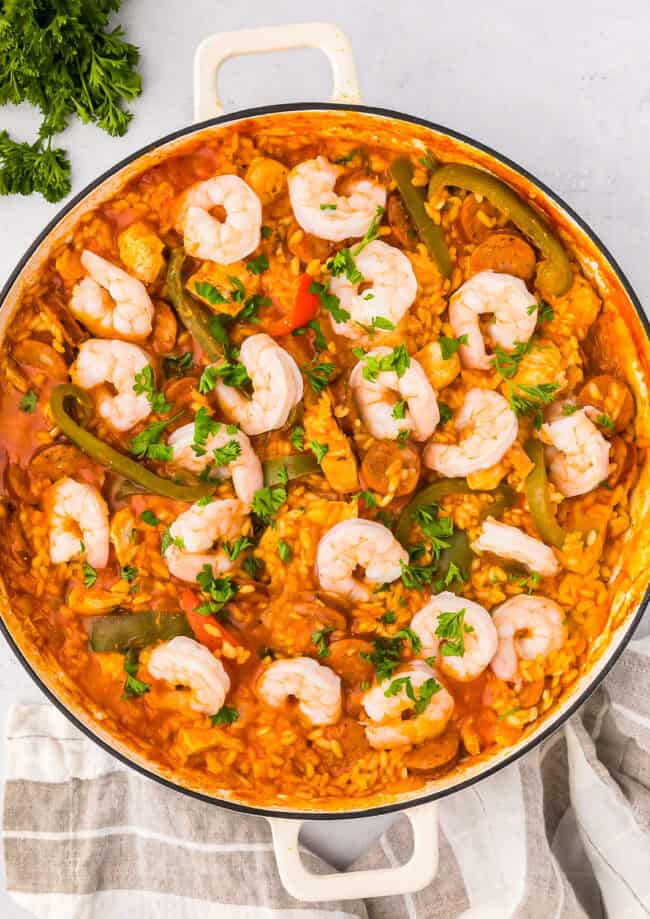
[492,340,533,380]
[228,276,246,303]
[223,536,253,561]
[309,280,351,324]
[411,505,454,560]
[258,646,275,659]
[212,439,241,467]
[195,281,227,305]
[211,705,239,725]
[509,570,541,593]
[392,400,407,420]
[160,527,184,556]
[196,566,238,615]
[435,608,474,657]
[396,428,410,447]
[419,149,438,171]
[333,148,358,164]
[133,364,171,414]
[355,315,397,336]
[120,564,138,583]
[82,561,97,588]
[350,206,385,256]
[508,383,560,428]
[192,407,220,457]
[123,648,150,698]
[162,352,194,378]
[292,319,328,351]
[328,247,363,284]
[320,202,338,211]
[357,489,378,508]
[438,402,453,425]
[380,610,396,625]
[359,344,410,382]
[19,390,37,413]
[303,358,336,394]
[309,440,329,464]
[197,495,215,506]
[531,299,554,324]
[140,510,161,526]
[290,426,305,451]
[198,359,250,393]
[439,334,468,360]
[246,253,269,275]
[312,626,335,658]
[261,225,273,239]
[243,554,263,579]
[384,675,440,714]
[277,539,293,564]
[562,403,578,416]
[360,629,422,681]
[236,293,270,323]
[251,484,287,525]
[596,413,615,430]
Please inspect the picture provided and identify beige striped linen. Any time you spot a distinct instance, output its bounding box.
[3,633,650,919]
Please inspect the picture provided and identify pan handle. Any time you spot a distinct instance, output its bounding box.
[193,22,361,121]
[267,801,438,902]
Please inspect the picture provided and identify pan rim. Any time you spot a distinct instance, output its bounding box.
[1,100,648,821]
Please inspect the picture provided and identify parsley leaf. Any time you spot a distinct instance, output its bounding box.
[303,358,335,394]
[213,439,242,467]
[411,505,454,560]
[160,527,184,556]
[561,403,578,416]
[309,280,351,324]
[309,440,329,464]
[596,413,615,430]
[438,402,453,425]
[19,390,37,413]
[384,675,440,714]
[392,400,407,420]
[312,626,334,658]
[223,536,253,561]
[120,564,138,583]
[211,705,239,725]
[350,206,385,256]
[320,202,338,211]
[246,254,269,275]
[535,300,554,324]
[293,318,328,351]
[435,608,474,657]
[140,510,161,526]
[492,340,533,380]
[439,334,468,360]
[329,247,363,284]
[361,344,410,382]
[194,281,227,305]
[192,407,220,457]
[277,539,293,564]
[333,148,359,165]
[196,566,238,615]
[508,383,560,428]
[123,648,150,698]
[360,629,421,682]
[380,610,397,624]
[198,359,250,393]
[162,352,194,379]
[82,561,97,588]
[290,426,305,451]
[261,225,273,239]
[357,489,378,508]
[133,365,172,414]
[252,484,287,525]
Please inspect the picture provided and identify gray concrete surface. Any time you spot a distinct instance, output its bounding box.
[0,0,649,913]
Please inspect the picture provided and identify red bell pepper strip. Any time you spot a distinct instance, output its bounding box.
[180,589,238,652]
[267,273,320,336]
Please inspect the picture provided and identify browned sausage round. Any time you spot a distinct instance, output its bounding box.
[327,639,375,685]
[577,374,635,434]
[404,728,460,771]
[470,232,536,280]
[458,195,500,243]
[361,441,421,496]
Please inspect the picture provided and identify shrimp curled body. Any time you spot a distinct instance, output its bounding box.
[164,498,249,583]
[70,250,154,341]
[316,518,408,602]
[168,421,263,507]
[349,348,439,442]
[541,408,610,497]
[410,591,498,682]
[490,595,566,682]
[328,240,418,339]
[71,339,152,432]
[424,388,518,477]
[256,657,342,726]
[215,334,303,436]
[148,636,230,715]
[472,517,559,577]
[47,477,109,569]
[450,270,538,370]
[175,175,262,265]
[362,661,454,749]
[288,156,386,242]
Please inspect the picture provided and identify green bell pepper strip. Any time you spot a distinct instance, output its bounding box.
[390,157,452,278]
[50,384,215,502]
[263,453,320,486]
[428,163,573,297]
[524,439,566,548]
[432,529,473,594]
[90,610,192,652]
[166,249,227,361]
[479,484,516,522]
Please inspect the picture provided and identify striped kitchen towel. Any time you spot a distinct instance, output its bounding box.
[3,633,650,919]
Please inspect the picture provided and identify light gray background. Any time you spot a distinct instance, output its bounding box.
[1,0,649,912]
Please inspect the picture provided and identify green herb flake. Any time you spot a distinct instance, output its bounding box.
[309,440,329,464]
[508,383,560,428]
[309,280,351,324]
[392,400,407,420]
[196,566,238,614]
[357,489,378,508]
[223,536,253,562]
[596,413,615,430]
[312,626,335,658]
[303,358,336,394]
[210,705,239,725]
[277,539,293,564]
[439,334,468,360]
[251,484,287,525]
[19,390,38,413]
[140,510,161,526]
[438,402,453,425]
[261,225,273,239]
[162,352,194,378]
[380,611,397,625]
[290,426,305,451]
[562,403,578,416]
[120,564,138,583]
[123,648,150,699]
[82,561,97,588]
[133,365,172,414]
[320,203,337,211]
[246,253,269,275]
[213,439,242,467]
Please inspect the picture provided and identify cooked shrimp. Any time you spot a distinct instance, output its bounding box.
[349,347,439,441]
[449,270,538,370]
[256,656,342,726]
[472,517,559,577]
[490,595,566,682]
[214,333,303,436]
[70,339,152,432]
[362,661,454,749]
[328,240,418,339]
[424,388,518,477]
[410,592,498,682]
[175,175,262,265]
[163,498,249,583]
[148,636,230,715]
[168,421,263,506]
[541,408,610,497]
[288,156,386,242]
[70,250,154,341]
[46,477,109,569]
[316,518,408,602]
